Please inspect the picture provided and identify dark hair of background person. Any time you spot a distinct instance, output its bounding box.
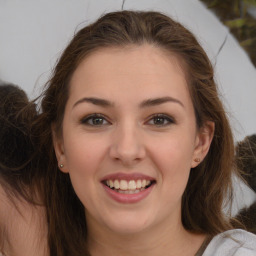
[0,82,45,204]
[35,11,237,256]
[234,134,256,234]
[236,134,256,191]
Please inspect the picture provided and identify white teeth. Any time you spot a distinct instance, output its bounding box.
[120,180,128,190]
[128,180,136,190]
[118,189,143,194]
[109,180,114,188]
[105,179,153,191]
[136,180,142,189]
[114,180,120,189]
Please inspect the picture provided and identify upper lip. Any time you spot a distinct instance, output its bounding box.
[101,172,155,182]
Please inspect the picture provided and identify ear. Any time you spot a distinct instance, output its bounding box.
[52,124,69,173]
[191,121,215,168]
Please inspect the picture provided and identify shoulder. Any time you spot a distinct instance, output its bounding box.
[0,184,9,255]
[203,229,256,256]
[0,183,9,226]
[0,184,48,256]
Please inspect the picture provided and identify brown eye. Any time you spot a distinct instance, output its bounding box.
[81,114,110,126]
[147,114,174,126]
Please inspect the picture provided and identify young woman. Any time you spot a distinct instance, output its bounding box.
[0,83,48,256]
[34,10,256,256]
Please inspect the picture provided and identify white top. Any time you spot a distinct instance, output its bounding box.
[203,229,256,256]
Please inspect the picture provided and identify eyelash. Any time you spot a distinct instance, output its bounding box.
[80,114,110,126]
[146,114,175,127]
[80,113,175,127]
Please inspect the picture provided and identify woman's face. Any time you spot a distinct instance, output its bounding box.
[53,45,213,235]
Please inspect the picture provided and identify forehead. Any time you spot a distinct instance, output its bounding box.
[68,45,191,106]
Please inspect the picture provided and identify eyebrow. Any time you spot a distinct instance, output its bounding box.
[73,97,114,108]
[73,96,184,109]
[140,96,184,108]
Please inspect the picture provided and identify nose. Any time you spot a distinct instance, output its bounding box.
[109,123,146,166]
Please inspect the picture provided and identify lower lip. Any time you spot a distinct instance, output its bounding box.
[102,184,155,204]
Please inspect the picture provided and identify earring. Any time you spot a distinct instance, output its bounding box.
[194,158,200,163]
[59,164,64,168]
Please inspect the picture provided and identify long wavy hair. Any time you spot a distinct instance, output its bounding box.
[36,11,236,256]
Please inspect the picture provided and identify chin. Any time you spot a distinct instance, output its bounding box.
[107,222,150,235]
[100,210,154,235]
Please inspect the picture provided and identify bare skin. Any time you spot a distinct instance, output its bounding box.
[0,184,48,256]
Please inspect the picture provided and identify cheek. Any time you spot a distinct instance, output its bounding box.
[148,132,195,193]
[63,140,106,210]
[64,132,108,170]
[149,131,195,170]
[155,144,192,186]
[63,133,108,195]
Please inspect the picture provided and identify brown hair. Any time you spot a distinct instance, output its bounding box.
[236,134,256,192]
[0,83,44,203]
[233,135,256,233]
[37,11,236,255]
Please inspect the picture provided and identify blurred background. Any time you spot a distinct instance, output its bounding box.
[0,0,255,213]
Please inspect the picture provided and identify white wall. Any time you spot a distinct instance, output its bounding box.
[1,0,256,211]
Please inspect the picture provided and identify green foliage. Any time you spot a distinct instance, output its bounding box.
[225,18,247,28]
[244,0,256,5]
[200,0,256,67]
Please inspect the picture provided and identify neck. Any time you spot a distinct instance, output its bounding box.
[87,216,206,256]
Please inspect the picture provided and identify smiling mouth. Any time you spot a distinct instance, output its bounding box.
[103,179,156,194]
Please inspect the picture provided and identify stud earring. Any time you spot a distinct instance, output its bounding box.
[59,164,64,168]
[194,158,200,163]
